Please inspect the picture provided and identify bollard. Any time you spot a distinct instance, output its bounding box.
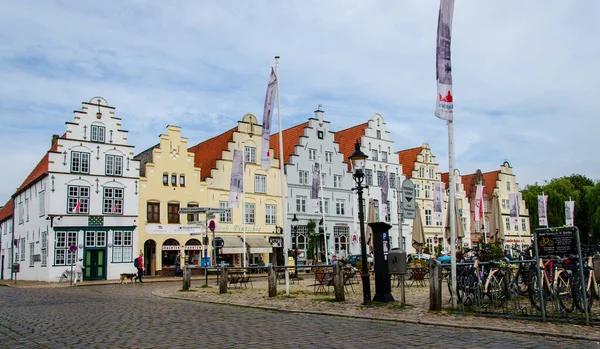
[429,260,442,311]
[333,261,345,302]
[267,264,277,297]
[182,266,191,291]
[219,267,228,294]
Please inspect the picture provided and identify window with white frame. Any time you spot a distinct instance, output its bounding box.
[319,198,330,214]
[41,231,47,266]
[113,231,133,262]
[29,242,34,267]
[219,202,232,223]
[18,202,23,224]
[105,154,123,176]
[521,219,527,231]
[255,174,266,193]
[179,174,186,187]
[296,196,307,213]
[426,238,433,254]
[377,171,385,186]
[425,209,432,225]
[299,170,308,185]
[85,231,106,248]
[365,169,373,185]
[308,148,316,161]
[245,203,255,224]
[483,200,488,212]
[376,130,381,139]
[424,184,431,198]
[484,219,489,233]
[385,201,391,222]
[244,146,257,163]
[265,205,277,224]
[372,150,378,161]
[429,168,434,179]
[333,226,349,256]
[336,199,345,215]
[381,152,388,162]
[333,175,342,188]
[171,173,177,186]
[514,220,519,231]
[507,181,511,191]
[415,184,420,197]
[389,173,396,188]
[162,173,168,185]
[321,173,326,186]
[91,125,106,142]
[20,238,25,261]
[39,190,45,216]
[68,185,90,213]
[54,231,77,265]
[325,151,333,163]
[25,197,29,222]
[373,200,380,221]
[419,167,424,178]
[71,151,90,174]
[461,217,467,232]
[103,187,123,214]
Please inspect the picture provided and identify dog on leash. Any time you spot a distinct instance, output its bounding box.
[119,273,137,284]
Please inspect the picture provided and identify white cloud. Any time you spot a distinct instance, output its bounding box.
[0,0,598,201]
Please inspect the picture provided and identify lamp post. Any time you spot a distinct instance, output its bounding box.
[291,214,299,268]
[349,140,372,306]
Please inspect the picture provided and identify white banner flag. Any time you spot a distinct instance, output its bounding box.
[538,195,548,226]
[260,68,278,171]
[381,172,389,216]
[509,193,520,225]
[434,0,455,121]
[311,162,321,212]
[474,185,484,223]
[228,149,244,208]
[565,200,574,227]
[433,182,442,224]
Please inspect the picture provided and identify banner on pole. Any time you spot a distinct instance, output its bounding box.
[433,182,442,224]
[509,193,520,225]
[538,195,548,226]
[228,149,244,208]
[381,172,389,216]
[565,200,575,227]
[311,162,321,212]
[434,0,455,121]
[474,185,484,223]
[260,68,278,171]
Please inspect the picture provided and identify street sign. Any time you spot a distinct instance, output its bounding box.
[401,179,416,219]
[212,237,224,248]
[190,232,206,236]
[208,220,216,232]
[178,207,204,214]
[69,244,78,253]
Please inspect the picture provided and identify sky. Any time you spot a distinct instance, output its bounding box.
[0,0,598,203]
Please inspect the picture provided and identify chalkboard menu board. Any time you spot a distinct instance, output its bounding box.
[536,229,578,256]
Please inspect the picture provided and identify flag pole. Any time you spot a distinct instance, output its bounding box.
[242,142,247,269]
[448,119,457,310]
[275,56,290,295]
[319,155,328,262]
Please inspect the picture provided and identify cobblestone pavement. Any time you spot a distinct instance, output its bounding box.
[0,279,598,348]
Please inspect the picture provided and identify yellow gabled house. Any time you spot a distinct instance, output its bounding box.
[135,125,208,276]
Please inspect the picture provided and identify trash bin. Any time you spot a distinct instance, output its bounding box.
[388,248,407,275]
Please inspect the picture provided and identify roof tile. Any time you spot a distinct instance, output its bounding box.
[188,128,236,181]
[333,123,368,171]
[0,199,13,222]
[397,146,422,179]
[269,122,309,164]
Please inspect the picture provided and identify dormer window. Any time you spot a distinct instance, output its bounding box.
[376,130,381,139]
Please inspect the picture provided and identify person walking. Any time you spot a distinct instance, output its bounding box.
[73,258,85,286]
[134,252,144,283]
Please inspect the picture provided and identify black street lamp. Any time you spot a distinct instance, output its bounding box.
[349,140,371,306]
[291,213,299,268]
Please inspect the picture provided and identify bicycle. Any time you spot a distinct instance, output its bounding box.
[529,256,575,313]
[572,254,598,313]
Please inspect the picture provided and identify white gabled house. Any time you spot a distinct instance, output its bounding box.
[10,97,140,281]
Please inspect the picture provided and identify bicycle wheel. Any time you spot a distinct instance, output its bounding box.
[528,274,550,311]
[556,272,575,313]
[487,274,507,307]
[573,272,594,313]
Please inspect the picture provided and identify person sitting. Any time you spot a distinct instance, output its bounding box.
[437,251,451,264]
[329,255,337,265]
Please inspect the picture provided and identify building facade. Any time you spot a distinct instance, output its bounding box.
[135,125,207,276]
[271,108,356,263]
[336,114,407,253]
[0,200,14,280]
[10,97,140,281]
[441,169,472,248]
[190,113,286,266]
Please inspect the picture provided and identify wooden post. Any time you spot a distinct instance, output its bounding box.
[429,260,442,311]
[219,267,228,294]
[333,261,345,302]
[182,266,191,291]
[267,264,277,297]
[400,274,406,306]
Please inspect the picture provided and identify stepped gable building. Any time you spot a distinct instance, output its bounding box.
[335,113,407,252]
[0,199,14,279]
[134,125,207,277]
[462,161,531,250]
[9,97,140,281]
[398,143,445,253]
[270,107,355,262]
[440,169,472,248]
[189,113,286,266]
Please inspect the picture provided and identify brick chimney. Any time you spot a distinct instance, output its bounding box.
[51,134,59,146]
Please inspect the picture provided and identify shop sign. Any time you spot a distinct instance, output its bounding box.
[147,224,205,235]
[220,224,263,233]
[162,245,181,251]
[184,245,202,250]
[335,223,349,227]
[269,237,282,247]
